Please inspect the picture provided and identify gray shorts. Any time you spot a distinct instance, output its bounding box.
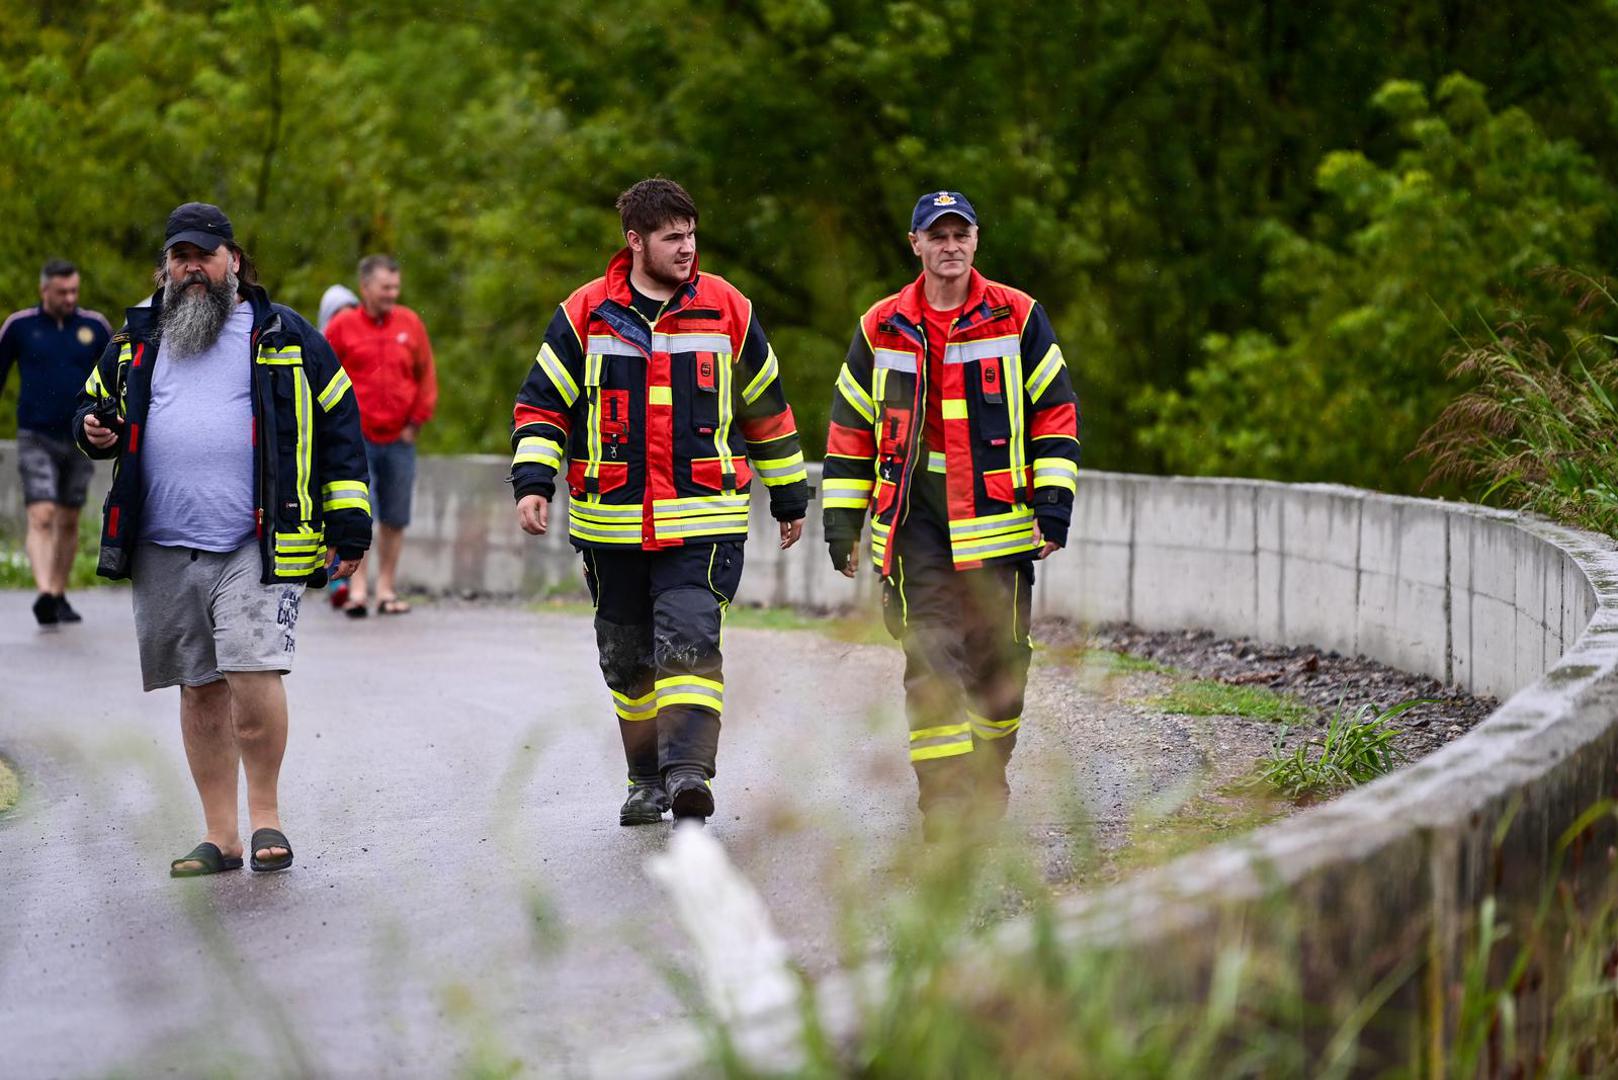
[18,429,94,507]
[131,542,302,691]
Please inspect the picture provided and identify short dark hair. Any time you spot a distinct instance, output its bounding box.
[40,259,76,285]
[358,254,400,282]
[616,178,698,238]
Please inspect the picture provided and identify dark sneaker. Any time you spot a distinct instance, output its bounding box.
[32,592,58,627]
[54,595,82,624]
[667,769,714,822]
[619,783,670,826]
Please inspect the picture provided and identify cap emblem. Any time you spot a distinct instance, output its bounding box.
[933,192,957,206]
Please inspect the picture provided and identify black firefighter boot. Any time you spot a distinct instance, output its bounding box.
[620,782,670,826]
[666,768,714,823]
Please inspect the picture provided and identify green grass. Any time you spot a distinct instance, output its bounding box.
[1146,679,1311,724]
[1253,700,1423,800]
[0,755,18,813]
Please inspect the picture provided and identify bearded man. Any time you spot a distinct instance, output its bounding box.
[75,202,372,877]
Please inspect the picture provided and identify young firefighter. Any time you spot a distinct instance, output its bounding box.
[509,178,809,825]
[821,191,1081,839]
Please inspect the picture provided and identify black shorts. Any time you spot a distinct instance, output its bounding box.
[17,429,94,508]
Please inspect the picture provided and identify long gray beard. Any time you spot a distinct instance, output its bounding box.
[160,266,239,357]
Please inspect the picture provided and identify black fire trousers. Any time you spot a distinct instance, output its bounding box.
[882,470,1033,812]
[583,540,743,787]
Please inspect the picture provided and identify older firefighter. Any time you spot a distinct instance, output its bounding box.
[822,191,1080,838]
[509,178,810,825]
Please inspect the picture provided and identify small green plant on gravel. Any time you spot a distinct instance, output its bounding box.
[1254,700,1424,800]
[1148,679,1310,724]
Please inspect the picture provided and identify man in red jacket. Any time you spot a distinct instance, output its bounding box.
[324,255,437,616]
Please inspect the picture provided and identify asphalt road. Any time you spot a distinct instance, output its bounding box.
[2,586,1166,1078]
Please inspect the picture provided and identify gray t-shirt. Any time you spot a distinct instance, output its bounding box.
[139,302,258,551]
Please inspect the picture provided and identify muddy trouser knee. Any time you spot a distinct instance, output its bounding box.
[583,549,659,787]
[885,475,1034,813]
[650,541,743,780]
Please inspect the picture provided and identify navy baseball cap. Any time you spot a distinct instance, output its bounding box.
[164,202,234,252]
[910,190,978,232]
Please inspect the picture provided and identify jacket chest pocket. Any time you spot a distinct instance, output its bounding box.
[973,357,1012,446]
[598,388,631,449]
[687,352,723,436]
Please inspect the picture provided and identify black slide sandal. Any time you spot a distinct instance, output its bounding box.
[170,842,243,878]
[249,828,294,873]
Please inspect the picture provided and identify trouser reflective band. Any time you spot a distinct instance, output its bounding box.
[909,722,974,762]
[655,673,724,712]
[612,688,658,722]
[969,711,1021,741]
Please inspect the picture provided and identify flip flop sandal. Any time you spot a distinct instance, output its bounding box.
[249,827,294,873]
[343,602,369,619]
[170,842,243,878]
[377,597,412,615]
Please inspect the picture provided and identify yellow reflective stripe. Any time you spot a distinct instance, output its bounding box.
[954,533,1040,561]
[927,451,946,474]
[1005,351,1026,488]
[1025,344,1065,403]
[941,399,969,420]
[741,345,779,405]
[968,711,1021,741]
[85,365,108,396]
[258,347,303,365]
[1033,456,1079,493]
[822,477,875,509]
[321,480,371,515]
[909,722,974,761]
[949,509,1035,537]
[570,500,642,521]
[536,343,580,406]
[513,435,564,469]
[648,385,673,406]
[612,688,658,722]
[752,451,807,486]
[715,352,735,481]
[317,367,353,412]
[836,365,875,424]
[292,367,314,521]
[655,674,724,711]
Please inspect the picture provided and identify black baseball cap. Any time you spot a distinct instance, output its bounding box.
[164,202,234,252]
[910,190,978,233]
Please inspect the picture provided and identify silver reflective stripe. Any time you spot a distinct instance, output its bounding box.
[949,513,1033,538]
[654,495,750,514]
[659,682,724,706]
[587,335,643,357]
[909,731,972,752]
[571,501,643,519]
[656,518,749,535]
[754,459,802,480]
[653,332,732,354]
[943,336,1019,365]
[873,348,918,373]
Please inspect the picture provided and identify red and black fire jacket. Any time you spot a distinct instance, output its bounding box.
[822,269,1080,573]
[509,249,810,549]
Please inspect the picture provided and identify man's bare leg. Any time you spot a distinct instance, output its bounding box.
[174,679,243,869]
[375,523,405,602]
[24,502,57,594]
[50,505,79,594]
[225,669,290,862]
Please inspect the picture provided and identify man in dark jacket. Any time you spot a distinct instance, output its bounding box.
[509,178,809,826]
[822,191,1081,841]
[77,202,371,877]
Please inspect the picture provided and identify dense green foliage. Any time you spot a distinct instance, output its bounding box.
[5,0,1618,489]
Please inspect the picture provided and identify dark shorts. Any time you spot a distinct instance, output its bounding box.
[364,437,417,528]
[17,429,95,508]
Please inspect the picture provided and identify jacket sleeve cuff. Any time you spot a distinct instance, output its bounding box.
[514,480,554,503]
[767,479,809,521]
[822,508,864,543]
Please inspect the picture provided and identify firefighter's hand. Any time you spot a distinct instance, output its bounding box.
[829,538,859,578]
[1032,520,1064,561]
[517,494,549,536]
[327,549,363,580]
[780,518,804,550]
[84,413,118,449]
